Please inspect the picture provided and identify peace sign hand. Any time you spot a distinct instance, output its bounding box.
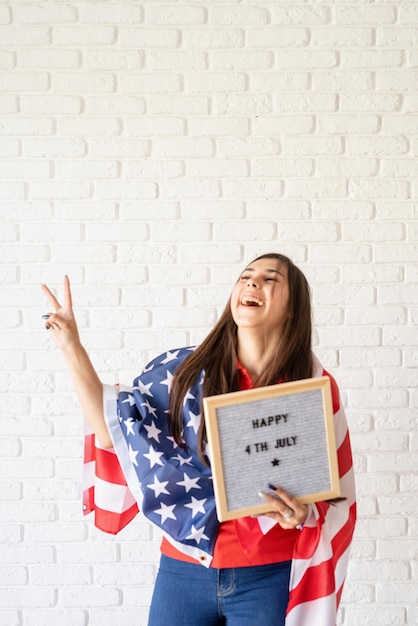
[40,276,81,352]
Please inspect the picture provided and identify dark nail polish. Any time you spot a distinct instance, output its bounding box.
[268,483,277,491]
[42,314,50,319]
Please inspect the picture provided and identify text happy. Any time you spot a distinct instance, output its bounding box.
[252,413,289,428]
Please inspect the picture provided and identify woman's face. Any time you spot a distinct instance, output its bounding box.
[230,258,290,336]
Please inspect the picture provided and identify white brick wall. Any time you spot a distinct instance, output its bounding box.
[0,1,416,624]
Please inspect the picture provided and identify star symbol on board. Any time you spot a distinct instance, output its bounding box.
[186,524,209,545]
[184,496,207,518]
[143,421,162,442]
[154,502,177,523]
[140,399,158,418]
[143,445,164,468]
[271,458,280,467]
[147,476,170,498]
[128,443,139,467]
[161,350,180,364]
[135,380,154,397]
[177,473,201,493]
[124,417,136,437]
[160,370,174,393]
[186,410,201,435]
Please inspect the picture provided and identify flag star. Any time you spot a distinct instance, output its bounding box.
[161,350,180,364]
[140,399,158,418]
[143,445,164,468]
[184,496,207,518]
[166,435,179,449]
[124,417,136,437]
[147,476,170,498]
[160,370,174,393]
[154,502,177,524]
[143,363,154,373]
[144,421,162,443]
[173,454,193,466]
[122,394,136,406]
[135,380,154,397]
[183,389,196,405]
[177,472,201,493]
[128,443,140,467]
[186,524,209,545]
[186,410,201,435]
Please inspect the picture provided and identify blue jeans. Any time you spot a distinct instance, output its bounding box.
[148,554,291,626]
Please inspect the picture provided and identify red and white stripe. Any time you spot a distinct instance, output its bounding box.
[83,425,138,535]
[284,368,357,626]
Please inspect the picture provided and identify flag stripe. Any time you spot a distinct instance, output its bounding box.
[337,430,353,479]
[287,503,356,609]
[84,432,95,464]
[94,446,129,486]
[83,427,139,529]
[331,502,357,564]
[286,593,338,626]
[93,475,137,513]
[94,503,139,535]
[284,362,356,624]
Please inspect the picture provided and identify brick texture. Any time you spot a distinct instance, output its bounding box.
[0,2,416,625]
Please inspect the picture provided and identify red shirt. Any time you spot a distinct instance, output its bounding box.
[161,362,299,567]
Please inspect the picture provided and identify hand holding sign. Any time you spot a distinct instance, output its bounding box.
[258,485,309,530]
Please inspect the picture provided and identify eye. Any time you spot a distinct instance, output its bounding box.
[240,274,250,280]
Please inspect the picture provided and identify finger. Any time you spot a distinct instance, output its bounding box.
[43,313,63,330]
[63,275,73,310]
[259,509,294,529]
[40,283,62,311]
[282,508,295,521]
[268,485,297,509]
[271,489,306,520]
[259,484,308,528]
[258,491,290,517]
[269,490,308,524]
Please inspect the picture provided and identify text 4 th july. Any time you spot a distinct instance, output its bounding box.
[245,436,298,454]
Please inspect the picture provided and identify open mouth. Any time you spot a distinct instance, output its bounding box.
[241,296,264,307]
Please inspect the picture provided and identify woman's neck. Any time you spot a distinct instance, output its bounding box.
[236,328,281,382]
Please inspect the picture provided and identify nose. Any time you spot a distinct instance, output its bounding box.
[246,276,258,288]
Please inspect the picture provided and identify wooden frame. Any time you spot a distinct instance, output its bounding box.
[203,376,340,522]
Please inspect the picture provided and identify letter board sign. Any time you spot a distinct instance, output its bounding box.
[203,376,340,522]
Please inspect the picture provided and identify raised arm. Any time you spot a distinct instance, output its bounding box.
[41,276,113,448]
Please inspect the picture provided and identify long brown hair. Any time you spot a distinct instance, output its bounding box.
[168,253,313,455]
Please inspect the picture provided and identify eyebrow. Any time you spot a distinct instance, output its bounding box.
[244,266,286,277]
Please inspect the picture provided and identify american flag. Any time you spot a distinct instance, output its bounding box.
[83,348,356,625]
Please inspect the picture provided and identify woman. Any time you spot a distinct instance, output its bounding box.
[41,253,356,626]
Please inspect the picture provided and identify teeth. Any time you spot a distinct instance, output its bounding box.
[241,296,264,307]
